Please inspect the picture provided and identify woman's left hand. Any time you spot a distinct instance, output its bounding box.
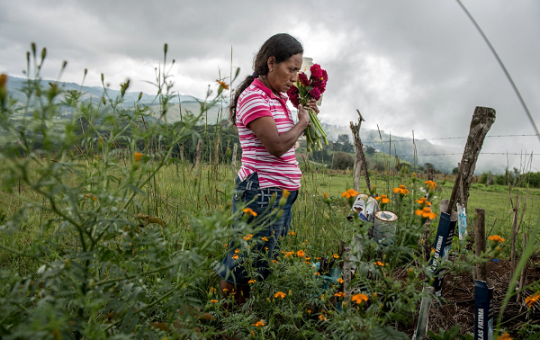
[306,98,319,114]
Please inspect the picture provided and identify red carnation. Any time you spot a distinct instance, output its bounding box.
[287,85,300,108]
[310,64,323,79]
[322,69,328,82]
[298,72,310,86]
[309,87,321,101]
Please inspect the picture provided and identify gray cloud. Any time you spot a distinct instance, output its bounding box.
[1,0,538,172]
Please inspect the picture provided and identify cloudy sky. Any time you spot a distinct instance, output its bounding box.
[1,0,539,172]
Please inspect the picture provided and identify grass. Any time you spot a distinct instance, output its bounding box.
[1,46,539,339]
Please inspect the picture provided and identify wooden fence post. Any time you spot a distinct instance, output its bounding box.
[448,107,496,213]
[475,209,487,281]
[350,110,371,192]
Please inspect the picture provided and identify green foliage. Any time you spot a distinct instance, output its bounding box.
[428,325,472,340]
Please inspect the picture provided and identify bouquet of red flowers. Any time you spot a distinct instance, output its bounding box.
[287,64,328,152]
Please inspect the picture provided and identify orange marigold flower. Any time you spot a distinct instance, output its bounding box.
[334,292,346,298]
[271,260,279,264]
[497,333,512,340]
[315,272,320,276]
[232,254,239,260]
[424,180,437,190]
[342,189,359,199]
[282,189,290,198]
[333,254,339,259]
[305,256,311,260]
[210,299,218,304]
[416,207,436,219]
[488,235,505,243]
[393,188,401,194]
[134,152,143,162]
[337,278,344,284]
[248,279,256,284]
[525,291,540,308]
[351,293,369,304]
[323,192,329,199]
[288,231,296,236]
[297,250,305,258]
[243,208,257,217]
[261,236,269,242]
[318,314,327,321]
[243,234,253,241]
[253,319,265,327]
[274,291,286,299]
[234,249,240,254]
[284,251,294,258]
[374,261,385,266]
[376,194,390,204]
[399,184,406,189]
[216,79,229,90]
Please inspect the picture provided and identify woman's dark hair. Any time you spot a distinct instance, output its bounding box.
[229,33,303,125]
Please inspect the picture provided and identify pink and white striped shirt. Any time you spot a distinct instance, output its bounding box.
[236,78,302,191]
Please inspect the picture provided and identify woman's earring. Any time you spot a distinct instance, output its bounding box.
[270,69,273,72]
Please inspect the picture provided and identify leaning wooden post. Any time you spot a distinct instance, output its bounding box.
[350,110,371,192]
[449,107,496,211]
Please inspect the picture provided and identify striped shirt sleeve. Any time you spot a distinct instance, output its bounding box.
[238,91,273,127]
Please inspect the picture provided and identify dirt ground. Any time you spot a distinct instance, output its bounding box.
[399,258,540,338]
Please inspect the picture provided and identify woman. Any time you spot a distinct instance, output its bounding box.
[216,33,319,304]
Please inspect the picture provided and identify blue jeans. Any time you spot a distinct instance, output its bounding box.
[216,173,298,285]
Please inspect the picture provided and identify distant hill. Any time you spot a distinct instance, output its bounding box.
[319,123,461,173]
[5,76,460,172]
[5,76,223,123]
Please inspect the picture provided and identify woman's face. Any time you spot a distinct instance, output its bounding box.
[267,53,303,94]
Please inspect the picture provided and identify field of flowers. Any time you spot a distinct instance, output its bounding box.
[0,47,539,339]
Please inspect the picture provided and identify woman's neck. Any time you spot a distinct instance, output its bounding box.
[259,76,280,96]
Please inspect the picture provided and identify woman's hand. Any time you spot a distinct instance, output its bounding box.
[306,98,319,114]
[298,104,311,127]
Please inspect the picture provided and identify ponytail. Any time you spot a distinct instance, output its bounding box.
[229,75,255,125]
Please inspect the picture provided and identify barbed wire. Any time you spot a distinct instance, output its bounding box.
[357,134,540,144]
[420,152,534,156]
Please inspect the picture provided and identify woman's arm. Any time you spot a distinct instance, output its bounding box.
[248,104,311,158]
